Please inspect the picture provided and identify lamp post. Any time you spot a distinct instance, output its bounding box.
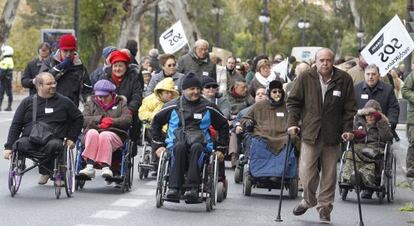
[153,4,159,49]
[259,0,270,55]
[211,1,224,47]
[297,18,310,46]
[356,29,365,49]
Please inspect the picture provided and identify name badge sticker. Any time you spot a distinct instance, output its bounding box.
[361,94,369,99]
[276,112,285,117]
[202,71,209,76]
[112,106,118,110]
[45,108,54,114]
[194,113,202,119]
[333,90,341,97]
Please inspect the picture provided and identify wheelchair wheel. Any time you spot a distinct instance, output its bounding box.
[129,156,134,188]
[206,197,213,212]
[234,163,243,184]
[386,150,396,203]
[223,178,228,199]
[8,152,23,197]
[64,147,75,198]
[212,154,219,206]
[341,189,348,201]
[288,178,298,199]
[242,164,252,196]
[121,153,132,193]
[216,181,224,203]
[156,151,168,208]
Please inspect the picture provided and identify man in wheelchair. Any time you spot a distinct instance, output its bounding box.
[3,72,83,184]
[151,73,229,202]
[342,99,393,199]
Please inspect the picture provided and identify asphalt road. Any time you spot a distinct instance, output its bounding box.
[0,95,413,226]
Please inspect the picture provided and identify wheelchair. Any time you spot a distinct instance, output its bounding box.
[338,141,396,204]
[74,134,134,193]
[155,149,219,212]
[239,135,298,199]
[8,139,75,199]
[137,121,157,180]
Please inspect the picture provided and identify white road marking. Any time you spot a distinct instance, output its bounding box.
[90,210,129,219]
[75,224,108,226]
[0,118,12,123]
[144,180,157,186]
[111,198,147,207]
[131,188,156,196]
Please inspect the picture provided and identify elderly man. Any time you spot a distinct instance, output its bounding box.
[151,73,228,202]
[287,48,356,224]
[177,39,216,81]
[354,64,399,137]
[40,34,92,107]
[3,72,83,184]
[217,56,243,95]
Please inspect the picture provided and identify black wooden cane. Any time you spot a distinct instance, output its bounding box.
[275,135,293,222]
[348,141,364,226]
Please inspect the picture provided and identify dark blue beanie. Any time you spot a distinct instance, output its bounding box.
[181,72,202,90]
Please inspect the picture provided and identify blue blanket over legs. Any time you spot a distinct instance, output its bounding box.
[249,136,297,178]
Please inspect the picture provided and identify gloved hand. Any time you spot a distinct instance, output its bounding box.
[353,129,366,139]
[244,120,254,132]
[215,151,225,162]
[56,57,73,70]
[371,111,382,122]
[99,117,113,129]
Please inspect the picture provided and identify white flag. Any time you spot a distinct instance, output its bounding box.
[361,15,414,76]
[272,58,289,83]
[159,21,189,54]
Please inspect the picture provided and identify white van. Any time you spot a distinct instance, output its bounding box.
[290,46,323,63]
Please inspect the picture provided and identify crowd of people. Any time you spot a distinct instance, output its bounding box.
[2,34,414,224]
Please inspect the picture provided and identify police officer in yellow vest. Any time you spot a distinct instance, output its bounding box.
[0,45,14,111]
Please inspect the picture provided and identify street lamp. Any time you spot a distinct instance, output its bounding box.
[356,29,365,49]
[259,0,270,55]
[297,18,310,46]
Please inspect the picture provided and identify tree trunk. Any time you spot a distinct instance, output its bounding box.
[0,0,20,44]
[349,0,363,31]
[164,0,202,48]
[117,0,159,49]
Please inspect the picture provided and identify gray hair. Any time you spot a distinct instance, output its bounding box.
[365,64,380,74]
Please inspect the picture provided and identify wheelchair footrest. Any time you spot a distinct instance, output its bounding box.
[184,197,203,204]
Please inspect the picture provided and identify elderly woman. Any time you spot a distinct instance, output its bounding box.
[144,53,184,97]
[79,80,132,178]
[248,59,277,98]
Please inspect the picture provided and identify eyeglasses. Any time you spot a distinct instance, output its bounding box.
[271,90,283,94]
[204,85,218,89]
[41,82,57,86]
[166,63,176,67]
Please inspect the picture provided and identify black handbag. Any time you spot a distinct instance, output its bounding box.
[29,95,54,145]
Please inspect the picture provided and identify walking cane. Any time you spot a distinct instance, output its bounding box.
[348,141,364,226]
[275,135,293,222]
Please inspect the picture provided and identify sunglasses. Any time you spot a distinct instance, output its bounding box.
[166,63,176,67]
[271,90,283,94]
[204,85,218,89]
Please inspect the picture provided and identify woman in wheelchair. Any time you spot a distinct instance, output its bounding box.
[342,99,393,199]
[139,77,179,161]
[239,80,294,180]
[79,79,132,178]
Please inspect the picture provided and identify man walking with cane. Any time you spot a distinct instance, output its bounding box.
[286,48,356,224]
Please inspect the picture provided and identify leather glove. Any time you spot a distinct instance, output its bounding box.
[371,111,382,122]
[244,120,254,132]
[353,129,366,139]
[56,57,73,70]
[99,117,113,129]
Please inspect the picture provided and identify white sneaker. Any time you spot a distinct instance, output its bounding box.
[101,167,113,178]
[79,164,95,178]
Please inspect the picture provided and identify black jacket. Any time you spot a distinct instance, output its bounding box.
[4,93,84,150]
[151,96,229,152]
[97,67,143,113]
[22,58,43,95]
[40,52,92,107]
[354,80,400,125]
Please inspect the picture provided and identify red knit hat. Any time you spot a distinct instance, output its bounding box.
[109,50,131,65]
[59,34,77,50]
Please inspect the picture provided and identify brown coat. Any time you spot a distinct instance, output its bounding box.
[83,95,132,142]
[241,100,288,154]
[287,67,357,146]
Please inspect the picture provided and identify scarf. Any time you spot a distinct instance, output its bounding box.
[254,71,276,87]
[111,73,123,87]
[94,93,117,111]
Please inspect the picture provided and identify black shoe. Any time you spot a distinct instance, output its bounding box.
[293,202,309,216]
[361,190,373,199]
[319,208,331,224]
[407,170,414,178]
[166,188,179,200]
[4,107,11,111]
[184,188,199,201]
